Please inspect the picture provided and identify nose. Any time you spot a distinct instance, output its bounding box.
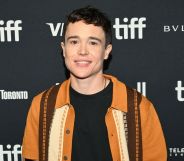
[79,43,88,56]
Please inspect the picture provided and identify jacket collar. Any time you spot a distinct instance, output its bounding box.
[55,74,127,112]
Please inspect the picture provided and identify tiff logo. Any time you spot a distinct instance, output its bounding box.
[0,144,21,161]
[113,17,146,39]
[46,23,64,36]
[137,82,146,96]
[175,81,184,102]
[0,20,22,42]
[0,90,28,100]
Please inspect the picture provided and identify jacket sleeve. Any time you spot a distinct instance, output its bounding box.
[22,94,42,160]
[140,97,167,161]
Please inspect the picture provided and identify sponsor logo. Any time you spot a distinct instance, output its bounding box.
[113,17,146,39]
[46,17,147,40]
[175,81,184,102]
[169,147,184,157]
[137,82,146,96]
[0,20,22,42]
[46,22,64,36]
[0,144,22,161]
[0,90,28,100]
[164,25,184,32]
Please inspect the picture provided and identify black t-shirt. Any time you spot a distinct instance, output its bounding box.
[70,81,113,161]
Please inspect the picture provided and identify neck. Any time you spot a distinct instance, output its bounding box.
[70,74,109,95]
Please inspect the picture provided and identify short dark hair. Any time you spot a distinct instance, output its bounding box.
[63,6,112,47]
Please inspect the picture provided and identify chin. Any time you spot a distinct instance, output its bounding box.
[71,72,92,80]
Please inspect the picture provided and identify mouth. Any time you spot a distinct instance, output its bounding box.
[74,60,92,67]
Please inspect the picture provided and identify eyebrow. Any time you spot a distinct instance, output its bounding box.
[66,36,102,43]
[88,36,102,43]
[66,36,79,41]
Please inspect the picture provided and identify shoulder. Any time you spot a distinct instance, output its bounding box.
[31,82,63,108]
[125,86,158,128]
[136,92,157,125]
[125,84,154,117]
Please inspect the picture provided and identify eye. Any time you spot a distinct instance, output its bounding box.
[69,40,78,45]
[89,41,98,45]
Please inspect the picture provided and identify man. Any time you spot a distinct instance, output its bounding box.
[22,6,167,161]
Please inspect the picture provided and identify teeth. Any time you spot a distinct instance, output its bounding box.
[75,61,91,64]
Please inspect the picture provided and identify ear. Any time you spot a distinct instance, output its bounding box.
[61,42,65,57]
[104,44,112,60]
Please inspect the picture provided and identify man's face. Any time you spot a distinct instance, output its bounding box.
[61,20,112,79]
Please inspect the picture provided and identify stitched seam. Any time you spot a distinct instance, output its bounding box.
[123,113,128,144]
[42,87,53,161]
[48,109,56,159]
[134,90,139,161]
[58,106,68,161]
[114,110,125,161]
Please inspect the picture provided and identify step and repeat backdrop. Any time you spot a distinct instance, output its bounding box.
[0,0,184,160]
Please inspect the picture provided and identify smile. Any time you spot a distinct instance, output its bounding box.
[74,60,92,66]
